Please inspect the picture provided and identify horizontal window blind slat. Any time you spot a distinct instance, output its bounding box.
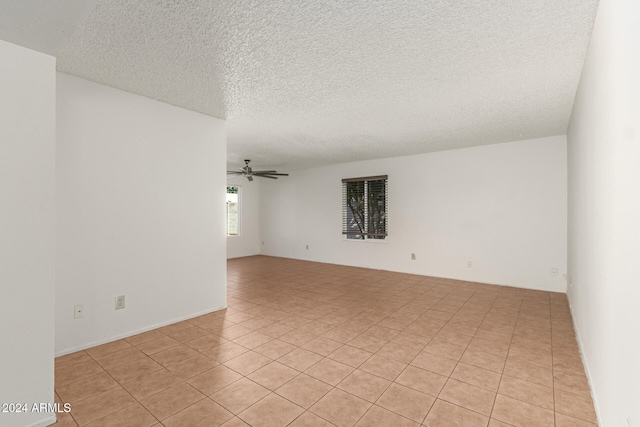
[342,232,388,236]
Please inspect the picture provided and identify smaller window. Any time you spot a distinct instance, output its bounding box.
[342,175,388,240]
[226,186,240,236]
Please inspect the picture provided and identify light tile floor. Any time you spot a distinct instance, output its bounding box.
[53,256,598,426]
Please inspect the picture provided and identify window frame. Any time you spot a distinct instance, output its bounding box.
[226,185,240,237]
[341,175,388,241]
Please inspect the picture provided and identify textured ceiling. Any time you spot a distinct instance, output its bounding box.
[3,1,599,171]
[0,0,98,56]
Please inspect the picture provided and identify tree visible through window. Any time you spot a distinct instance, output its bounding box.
[226,186,239,236]
[342,175,388,240]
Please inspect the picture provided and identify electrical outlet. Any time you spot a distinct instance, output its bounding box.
[551,268,559,276]
[74,304,84,319]
[115,295,125,310]
[411,253,416,260]
[467,261,472,268]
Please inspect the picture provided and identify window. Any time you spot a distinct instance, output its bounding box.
[226,186,239,236]
[342,175,388,240]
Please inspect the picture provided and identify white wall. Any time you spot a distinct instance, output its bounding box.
[0,41,56,427]
[227,176,261,258]
[261,136,567,292]
[56,73,227,355]
[567,0,640,425]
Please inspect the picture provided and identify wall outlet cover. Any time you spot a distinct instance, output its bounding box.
[74,304,84,319]
[115,295,125,310]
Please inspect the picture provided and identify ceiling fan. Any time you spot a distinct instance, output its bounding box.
[227,159,289,181]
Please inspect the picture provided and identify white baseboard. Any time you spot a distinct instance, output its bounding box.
[568,297,602,426]
[21,414,56,427]
[54,305,227,357]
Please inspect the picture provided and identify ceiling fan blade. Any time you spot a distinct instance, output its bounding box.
[254,172,289,176]
[250,170,278,174]
[227,171,243,175]
[247,175,253,181]
[254,174,278,179]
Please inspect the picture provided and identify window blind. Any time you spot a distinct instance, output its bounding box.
[342,175,388,239]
